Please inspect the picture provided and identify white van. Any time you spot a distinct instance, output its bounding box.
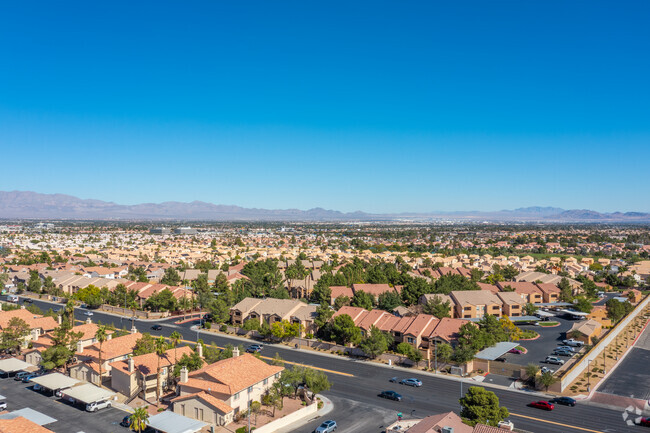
[7,295,19,303]
[86,400,112,412]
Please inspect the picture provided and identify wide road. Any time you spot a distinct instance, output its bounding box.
[16,297,643,433]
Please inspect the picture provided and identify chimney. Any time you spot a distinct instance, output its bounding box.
[86,317,92,324]
[197,343,203,358]
[131,325,138,334]
[76,340,83,353]
[57,315,62,325]
[128,357,134,373]
[107,333,112,340]
[232,346,240,358]
[180,366,188,383]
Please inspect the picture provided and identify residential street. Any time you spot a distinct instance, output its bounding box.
[15,296,646,433]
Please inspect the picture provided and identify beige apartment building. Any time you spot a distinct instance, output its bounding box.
[450,290,502,319]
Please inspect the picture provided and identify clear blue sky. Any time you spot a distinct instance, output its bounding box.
[1,1,648,213]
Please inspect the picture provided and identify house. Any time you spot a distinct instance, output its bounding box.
[405,411,472,433]
[588,306,612,328]
[111,345,195,401]
[0,416,55,433]
[0,308,58,347]
[329,286,354,304]
[496,291,525,317]
[498,282,543,304]
[622,289,643,304]
[229,297,317,336]
[351,283,399,301]
[535,283,561,303]
[26,323,115,366]
[174,349,283,426]
[69,332,142,385]
[567,319,602,344]
[450,290,502,319]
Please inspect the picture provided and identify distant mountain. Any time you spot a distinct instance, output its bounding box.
[0,191,649,222]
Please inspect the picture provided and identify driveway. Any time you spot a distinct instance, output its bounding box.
[0,378,126,433]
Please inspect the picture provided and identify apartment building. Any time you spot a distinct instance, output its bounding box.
[450,290,502,319]
[230,297,317,336]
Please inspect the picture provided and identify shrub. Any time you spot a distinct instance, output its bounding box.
[220,324,228,332]
[204,322,212,329]
[317,399,324,409]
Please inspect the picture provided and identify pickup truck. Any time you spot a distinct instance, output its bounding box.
[562,339,585,347]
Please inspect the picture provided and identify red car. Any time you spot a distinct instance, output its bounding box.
[639,417,650,427]
[528,401,554,411]
[508,348,523,354]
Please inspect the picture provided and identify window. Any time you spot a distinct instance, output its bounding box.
[233,392,239,400]
[161,367,167,375]
[248,386,252,394]
[407,337,414,344]
[263,378,268,386]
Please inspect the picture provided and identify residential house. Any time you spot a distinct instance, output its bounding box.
[26,323,115,366]
[403,410,505,433]
[111,345,195,402]
[69,332,142,385]
[329,286,354,305]
[351,283,400,301]
[535,283,561,303]
[174,349,283,426]
[0,308,58,347]
[450,290,502,319]
[229,297,317,336]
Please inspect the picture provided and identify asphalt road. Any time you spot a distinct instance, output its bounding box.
[14,296,648,433]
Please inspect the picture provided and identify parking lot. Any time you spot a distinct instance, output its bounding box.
[0,376,127,433]
[499,314,586,369]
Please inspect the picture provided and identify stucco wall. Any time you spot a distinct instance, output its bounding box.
[254,402,318,433]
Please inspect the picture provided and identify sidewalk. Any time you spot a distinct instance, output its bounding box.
[273,395,333,433]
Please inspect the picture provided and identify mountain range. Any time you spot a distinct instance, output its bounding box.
[0,191,649,222]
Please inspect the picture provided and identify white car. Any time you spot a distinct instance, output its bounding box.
[563,339,584,347]
[84,311,94,317]
[498,420,514,430]
[86,400,111,412]
[0,401,6,410]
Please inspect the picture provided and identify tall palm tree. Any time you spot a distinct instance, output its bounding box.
[94,325,107,386]
[154,336,167,403]
[65,299,75,327]
[129,406,149,433]
[170,331,182,365]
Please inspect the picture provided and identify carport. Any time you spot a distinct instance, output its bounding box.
[475,342,520,361]
[559,309,589,319]
[147,411,207,433]
[60,383,115,406]
[0,358,36,376]
[30,372,82,395]
[0,407,57,426]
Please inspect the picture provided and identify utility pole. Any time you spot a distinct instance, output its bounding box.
[434,340,438,373]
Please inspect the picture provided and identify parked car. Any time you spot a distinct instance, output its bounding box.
[33,383,43,391]
[86,400,112,412]
[151,324,162,331]
[0,401,6,410]
[14,371,30,381]
[544,356,565,365]
[84,311,94,317]
[528,401,554,411]
[246,344,263,353]
[400,378,422,387]
[508,348,523,354]
[552,349,574,357]
[497,420,514,430]
[556,345,575,352]
[540,366,554,374]
[638,417,650,427]
[549,396,576,407]
[314,420,337,433]
[563,339,585,347]
[22,373,40,383]
[120,415,133,427]
[389,377,399,383]
[378,391,402,401]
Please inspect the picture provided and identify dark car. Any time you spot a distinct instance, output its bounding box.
[549,397,576,407]
[379,391,402,401]
[120,415,132,427]
[389,377,399,383]
[528,401,554,411]
[639,417,650,427]
[246,344,263,353]
[22,298,33,304]
[151,324,162,331]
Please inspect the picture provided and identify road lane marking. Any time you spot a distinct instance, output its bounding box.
[510,412,605,433]
[170,338,354,377]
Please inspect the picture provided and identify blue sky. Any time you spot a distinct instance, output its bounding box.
[1,1,648,213]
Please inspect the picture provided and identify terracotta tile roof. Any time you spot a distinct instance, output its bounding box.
[188,353,283,395]
[181,378,231,394]
[428,317,468,342]
[329,286,354,300]
[0,309,57,331]
[472,424,509,433]
[0,416,54,433]
[111,346,195,375]
[71,323,115,342]
[476,283,500,293]
[403,314,437,337]
[173,391,234,414]
[498,281,542,295]
[352,283,394,297]
[535,283,561,295]
[450,290,502,307]
[80,332,142,361]
[406,411,472,433]
[331,306,367,324]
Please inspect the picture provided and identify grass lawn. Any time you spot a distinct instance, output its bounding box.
[520,329,540,339]
[538,321,560,327]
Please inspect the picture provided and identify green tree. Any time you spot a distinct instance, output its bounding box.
[133,333,157,355]
[396,342,422,364]
[558,278,573,302]
[173,351,204,376]
[459,386,509,426]
[314,303,334,329]
[377,291,402,312]
[606,298,634,322]
[129,406,150,433]
[523,303,538,316]
[422,296,451,318]
[40,323,83,370]
[209,298,230,324]
[359,325,393,358]
[28,270,42,293]
[538,371,557,391]
[169,331,182,364]
[574,297,593,313]
[144,289,178,312]
[350,290,374,310]
[160,268,181,286]
[333,295,350,310]
[525,363,540,387]
[310,280,332,305]
[95,325,108,384]
[328,314,361,346]
[0,317,30,354]
[436,342,453,364]
[155,336,167,402]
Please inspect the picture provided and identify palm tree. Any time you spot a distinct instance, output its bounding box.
[65,299,75,327]
[154,336,167,404]
[170,331,182,365]
[129,406,149,433]
[94,325,107,386]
